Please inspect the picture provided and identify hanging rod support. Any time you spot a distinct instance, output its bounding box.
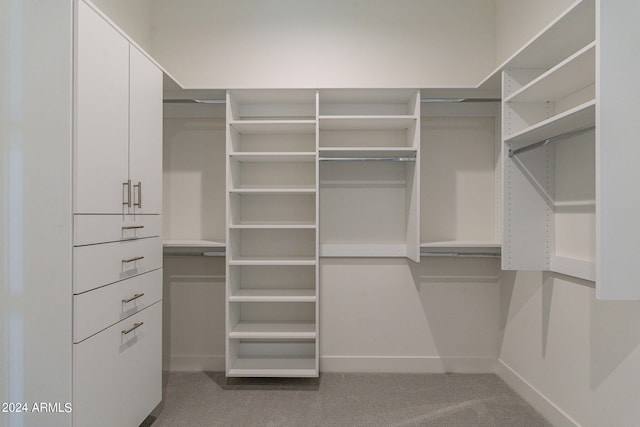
[508,125,595,158]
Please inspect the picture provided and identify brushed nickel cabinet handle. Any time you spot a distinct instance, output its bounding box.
[122,225,144,230]
[122,256,144,263]
[122,322,143,335]
[123,180,132,207]
[122,293,144,303]
[133,181,142,208]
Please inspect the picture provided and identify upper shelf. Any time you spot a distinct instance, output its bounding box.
[229,152,316,163]
[319,116,416,131]
[229,120,316,135]
[505,42,595,104]
[319,147,417,159]
[478,0,595,92]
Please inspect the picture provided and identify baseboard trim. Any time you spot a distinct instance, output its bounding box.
[170,355,225,372]
[496,359,580,427]
[320,356,496,373]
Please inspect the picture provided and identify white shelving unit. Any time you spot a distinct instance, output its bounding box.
[318,89,420,261]
[225,89,319,377]
[419,101,502,257]
[502,0,596,282]
[163,96,227,256]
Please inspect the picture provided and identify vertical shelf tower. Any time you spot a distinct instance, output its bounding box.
[226,90,319,377]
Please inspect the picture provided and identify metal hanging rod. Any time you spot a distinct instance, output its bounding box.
[420,252,501,258]
[319,157,416,162]
[508,125,595,158]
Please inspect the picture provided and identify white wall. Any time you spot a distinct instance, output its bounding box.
[498,272,640,426]
[495,0,575,64]
[0,1,73,426]
[150,0,496,89]
[90,0,153,52]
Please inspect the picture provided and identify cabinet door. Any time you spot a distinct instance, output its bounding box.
[129,46,163,214]
[75,2,129,214]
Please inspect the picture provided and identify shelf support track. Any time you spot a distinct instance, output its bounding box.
[508,125,595,158]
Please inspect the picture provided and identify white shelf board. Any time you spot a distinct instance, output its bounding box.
[228,357,317,377]
[229,322,317,339]
[506,42,595,103]
[319,147,417,158]
[229,120,316,135]
[320,243,407,258]
[505,100,595,145]
[230,220,316,227]
[550,255,595,282]
[420,241,501,254]
[229,224,316,230]
[493,0,595,71]
[163,239,225,248]
[229,188,316,195]
[229,289,316,303]
[229,256,316,266]
[229,152,316,163]
[319,115,416,131]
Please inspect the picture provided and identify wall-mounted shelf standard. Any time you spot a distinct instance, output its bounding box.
[226,90,319,377]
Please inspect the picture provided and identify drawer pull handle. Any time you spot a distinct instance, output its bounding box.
[123,180,132,208]
[122,293,145,303]
[122,322,144,335]
[122,225,144,230]
[133,181,142,208]
[122,256,144,263]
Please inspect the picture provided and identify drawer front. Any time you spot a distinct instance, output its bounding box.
[73,303,161,427]
[74,214,161,246]
[74,237,162,294]
[74,269,162,343]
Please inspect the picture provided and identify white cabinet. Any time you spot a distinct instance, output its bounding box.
[73,303,162,427]
[75,1,162,215]
[75,0,129,214]
[130,46,163,214]
[72,2,163,425]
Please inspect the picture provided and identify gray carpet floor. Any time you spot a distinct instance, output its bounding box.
[148,372,552,427]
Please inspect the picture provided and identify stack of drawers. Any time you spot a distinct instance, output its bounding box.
[72,214,162,427]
